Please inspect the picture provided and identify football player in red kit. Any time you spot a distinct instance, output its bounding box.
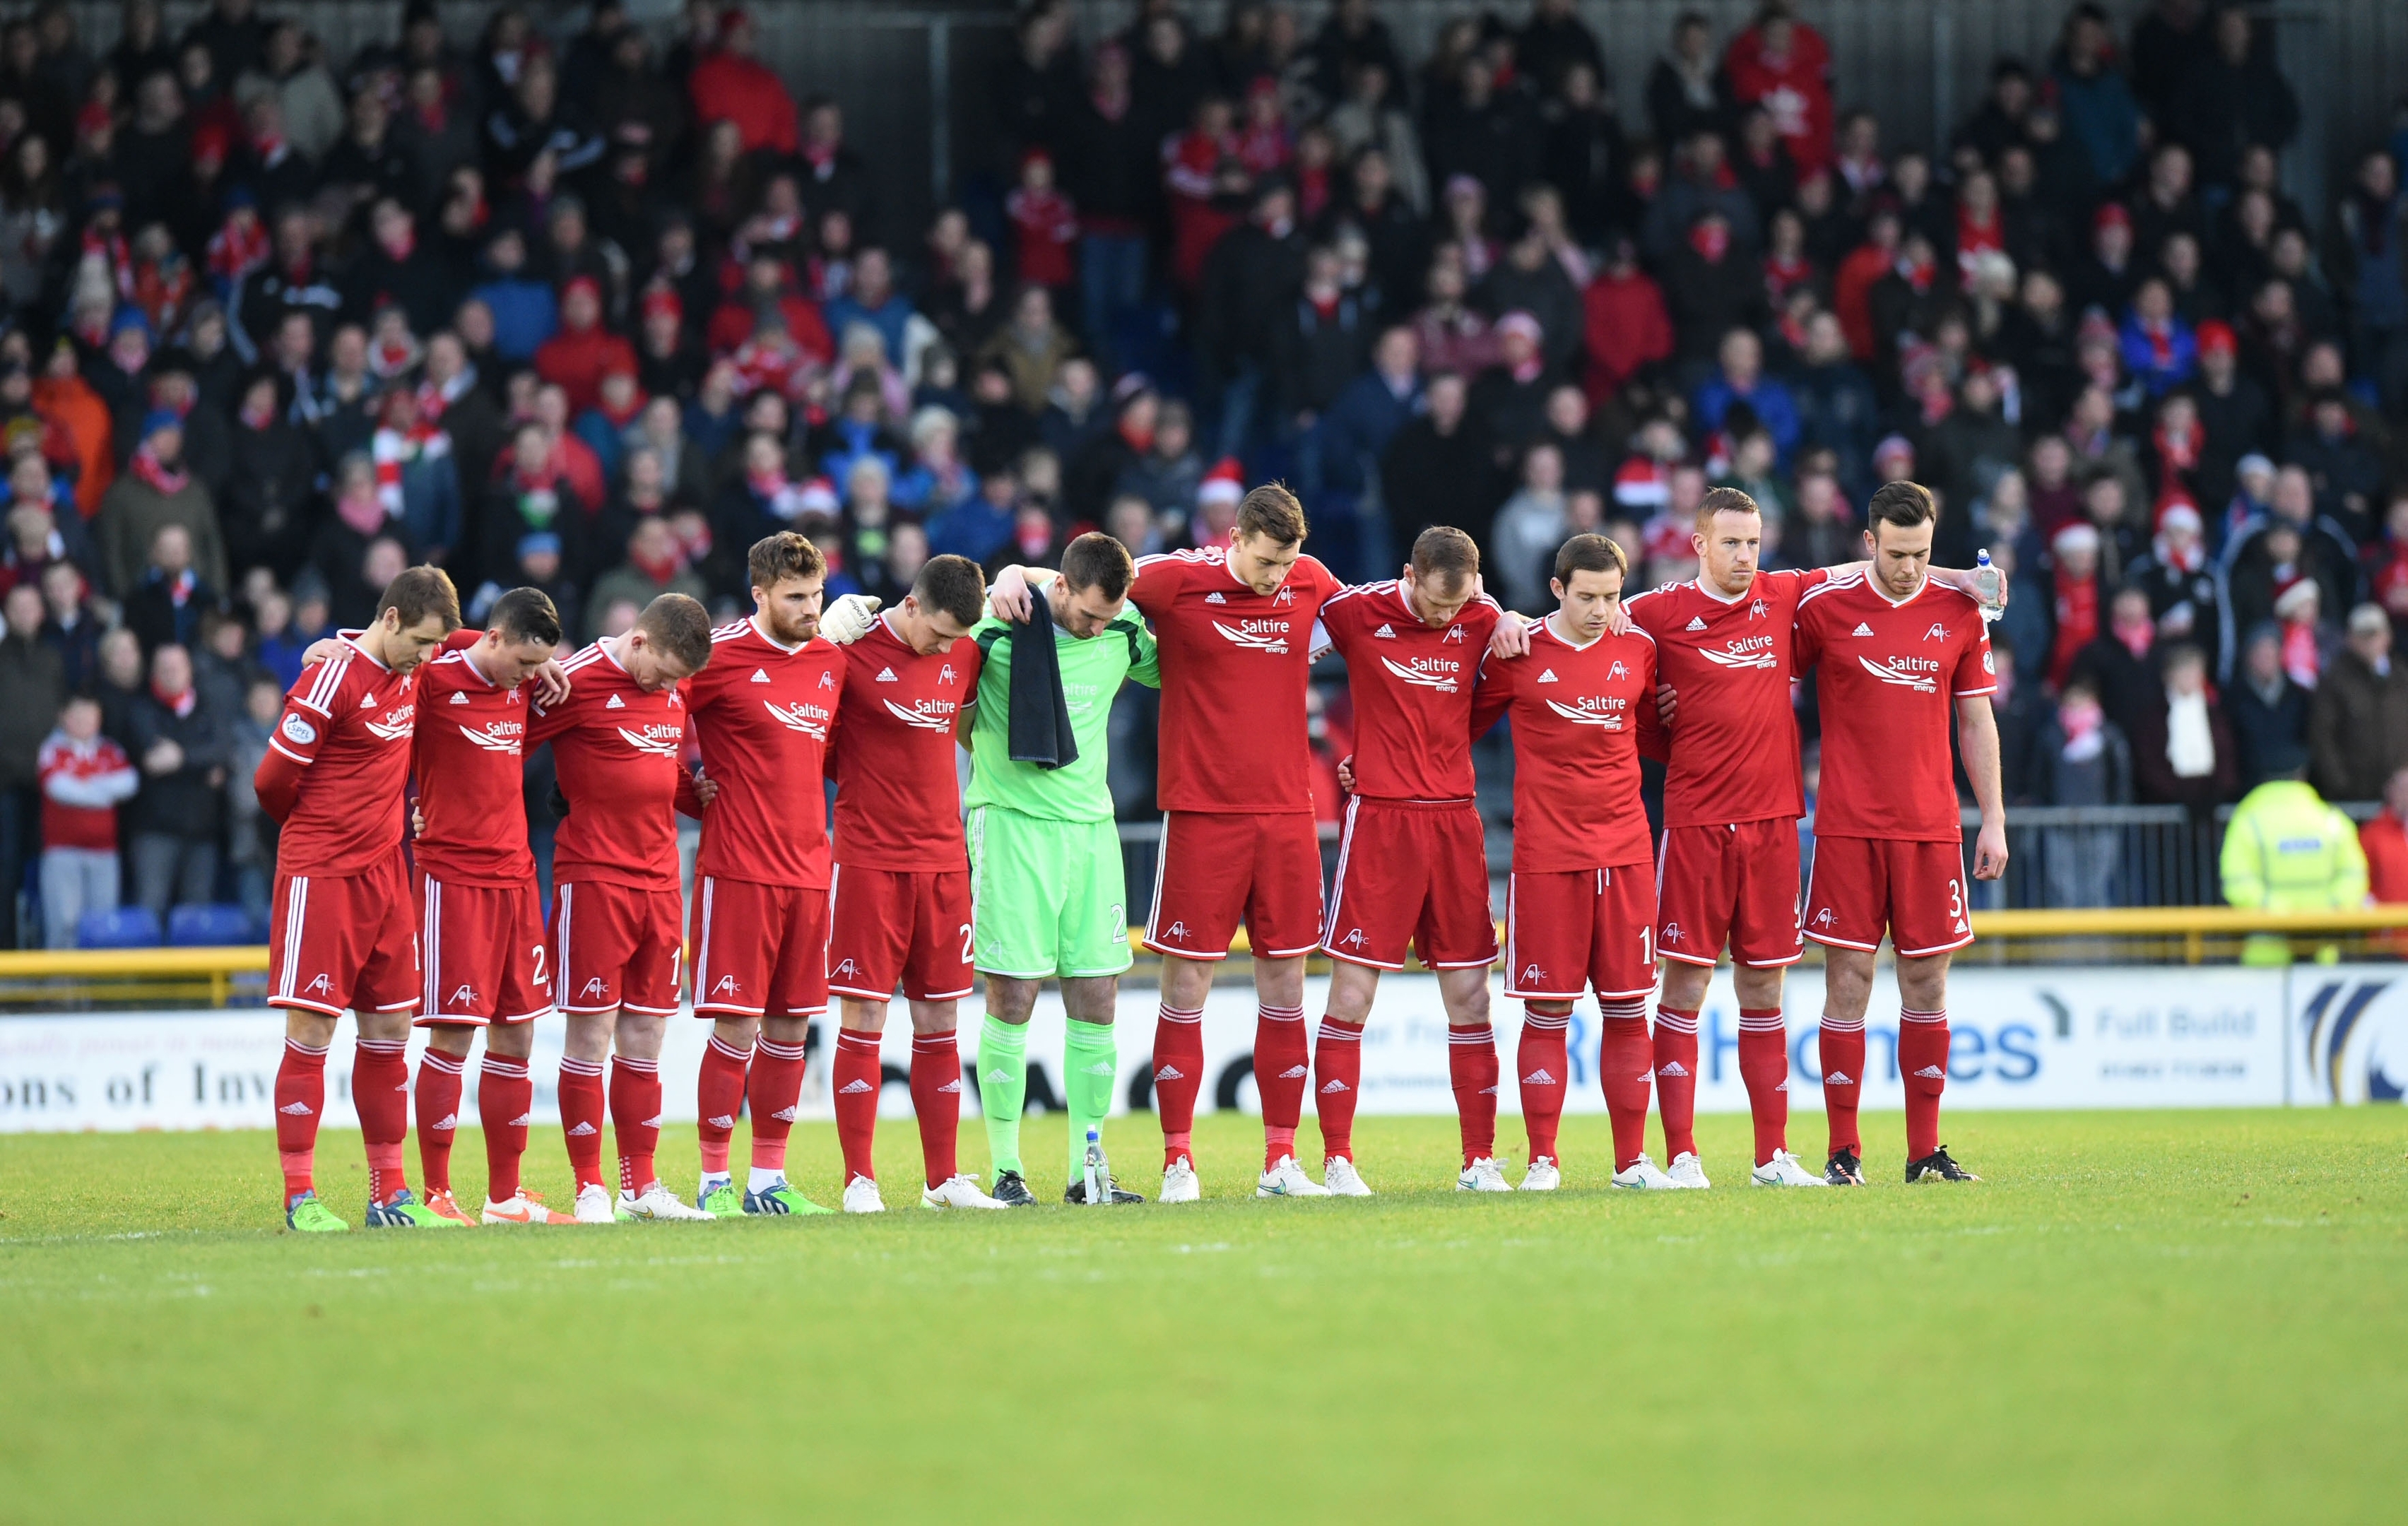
[988,483,1346,1202]
[822,554,1008,1212]
[1466,535,1670,1190]
[407,588,577,1225]
[1313,526,1506,1194]
[1793,481,2006,1185]
[259,567,459,1232]
[531,593,716,1223]
[683,533,851,1219]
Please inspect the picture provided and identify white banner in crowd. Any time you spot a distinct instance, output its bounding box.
[0,965,2314,1133]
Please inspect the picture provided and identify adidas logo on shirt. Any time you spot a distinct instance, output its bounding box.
[606,694,625,709]
[1536,668,1557,683]
[876,667,898,682]
[839,1079,874,1094]
[1522,1069,1556,1085]
[1853,622,1876,637]
[1686,615,1707,631]
[1373,623,1396,639]
[360,693,377,708]
[750,668,769,683]
[449,691,468,705]
[1204,591,1225,604]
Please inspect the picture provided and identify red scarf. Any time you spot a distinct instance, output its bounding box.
[131,445,188,497]
[81,226,134,299]
[1954,204,2003,278]
[336,489,389,536]
[1689,221,1730,263]
[1896,253,1936,294]
[150,680,195,718]
[2152,421,2200,475]
[2113,612,2155,660]
[207,211,271,287]
[2050,570,2099,687]
[1764,251,1812,302]
[372,425,446,517]
[2282,616,2321,687]
[631,544,685,584]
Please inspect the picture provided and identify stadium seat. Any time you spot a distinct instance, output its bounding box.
[77,907,162,949]
[167,904,255,947]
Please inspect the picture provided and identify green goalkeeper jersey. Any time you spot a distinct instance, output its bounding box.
[964,606,1160,822]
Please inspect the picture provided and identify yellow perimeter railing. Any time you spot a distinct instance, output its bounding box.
[6,908,2408,1007]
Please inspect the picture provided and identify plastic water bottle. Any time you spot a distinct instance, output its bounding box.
[1083,1128,1108,1206]
[1973,549,2005,624]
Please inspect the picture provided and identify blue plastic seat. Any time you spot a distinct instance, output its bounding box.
[167,904,255,947]
[77,906,163,949]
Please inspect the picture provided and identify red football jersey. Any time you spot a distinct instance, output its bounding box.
[411,637,534,887]
[1469,618,1660,872]
[1793,572,1996,843]
[1317,580,1501,801]
[1626,567,1829,828]
[266,637,416,876]
[527,639,700,891]
[1131,547,1343,814]
[830,612,981,872]
[685,617,846,887]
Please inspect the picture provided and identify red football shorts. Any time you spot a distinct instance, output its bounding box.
[268,853,419,1017]
[553,880,683,1016]
[1143,810,1323,960]
[1655,819,1805,969]
[825,864,975,1004]
[1319,798,1497,971]
[416,875,553,1026]
[1804,836,1975,958]
[1504,863,1659,1001]
[690,875,831,1018]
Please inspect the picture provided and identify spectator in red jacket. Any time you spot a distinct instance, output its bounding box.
[1723,3,1834,177]
[535,277,639,414]
[706,254,834,362]
[1581,235,1673,406]
[37,693,138,949]
[687,8,798,156]
[2360,766,2408,954]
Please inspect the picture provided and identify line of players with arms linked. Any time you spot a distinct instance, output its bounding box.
[256,470,2009,1231]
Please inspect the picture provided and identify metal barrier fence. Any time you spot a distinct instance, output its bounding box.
[1957,800,2383,912]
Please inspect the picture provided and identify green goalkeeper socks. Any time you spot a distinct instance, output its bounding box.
[978,1015,1029,1176]
[1064,1019,1118,1183]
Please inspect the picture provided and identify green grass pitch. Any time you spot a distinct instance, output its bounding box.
[3,1108,2403,1523]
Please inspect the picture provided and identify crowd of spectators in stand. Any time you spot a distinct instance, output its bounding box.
[0,0,2405,941]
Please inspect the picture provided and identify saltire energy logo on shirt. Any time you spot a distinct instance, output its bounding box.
[1856,653,1942,693]
[1210,619,1291,655]
[1379,654,1463,693]
[617,725,685,756]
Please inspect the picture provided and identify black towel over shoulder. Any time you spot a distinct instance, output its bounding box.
[1005,605,1078,770]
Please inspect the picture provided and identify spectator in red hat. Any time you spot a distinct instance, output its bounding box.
[2069,200,2138,320]
[687,8,796,156]
[534,276,638,413]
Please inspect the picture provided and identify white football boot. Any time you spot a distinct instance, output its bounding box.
[1256,1155,1330,1197]
[842,1176,887,1214]
[1321,1156,1374,1197]
[1160,1157,1202,1203]
[1456,1156,1513,1193]
[1518,1157,1562,1191]
[573,1183,619,1223]
[920,1173,1008,1209]
[1666,1151,1713,1189]
[1749,1149,1829,1187]
[617,1182,715,1221]
[1610,1153,1681,1190]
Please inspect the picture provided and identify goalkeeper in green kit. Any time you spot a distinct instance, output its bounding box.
[964,532,1160,1205]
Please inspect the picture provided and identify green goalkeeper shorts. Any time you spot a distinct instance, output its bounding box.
[966,806,1133,980]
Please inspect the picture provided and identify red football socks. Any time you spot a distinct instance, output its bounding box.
[1819,1015,1867,1159]
[274,1037,328,1200]
[1900,1007,1950,1160]
[1254,1004,1308,1169]
[1311,1016,1364,1161]
[1737,1007,1789,1166]
[353,1037,411,1203]
[479,1054,531,1202]
[1652,1006,1701,1161]
[608,1054,662,1195]
[695,1032,752,1176]
[747,1036,807,1175]
[1150,1003,1204,1167]
[833,1028,883,1184]
[1516,1007,1569,1164]
[909,1029,960,1189]
[1448,1023,1499,1167]
[413,1048,465,1195]
[559,1055,608,1190]
[1598,1000,1653,1171]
